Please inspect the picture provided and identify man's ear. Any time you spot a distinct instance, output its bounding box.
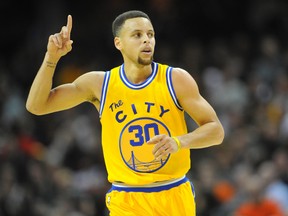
[114,37,121,50]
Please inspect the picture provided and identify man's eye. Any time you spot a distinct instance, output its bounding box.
[148,33,154,38]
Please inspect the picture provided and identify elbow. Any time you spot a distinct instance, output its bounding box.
[215,123,225,145]
[26,101,44,116]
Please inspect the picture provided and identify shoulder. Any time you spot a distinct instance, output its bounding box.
[171,67,199,89]
[76,64,122,86]
[160,64,195,81]
[171,67,194,79]
[74,71,106,87]
[73,71,107,102]
[155,63,199,93]
[168,67,200,101]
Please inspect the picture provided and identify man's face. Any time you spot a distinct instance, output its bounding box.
[115,17,155,65]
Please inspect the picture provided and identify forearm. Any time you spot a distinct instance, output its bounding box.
[178,121,224,149]
[26,53,60,115]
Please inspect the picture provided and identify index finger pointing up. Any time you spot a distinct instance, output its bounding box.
[66,15,73,39]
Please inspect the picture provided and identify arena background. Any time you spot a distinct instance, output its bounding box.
[1,0,288,215]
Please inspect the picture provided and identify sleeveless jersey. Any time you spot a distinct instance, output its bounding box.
[99,62,190,185]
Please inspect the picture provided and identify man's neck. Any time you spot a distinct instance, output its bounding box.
[123,62,153,84]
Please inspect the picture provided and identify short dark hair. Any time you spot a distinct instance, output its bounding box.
[112,10,151,37]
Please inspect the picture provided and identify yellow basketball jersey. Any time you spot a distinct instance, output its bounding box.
[100,62,190,185]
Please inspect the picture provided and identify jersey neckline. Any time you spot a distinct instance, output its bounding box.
[119,62,158,90]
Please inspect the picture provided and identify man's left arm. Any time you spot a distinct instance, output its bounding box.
[147,67,224,160]
[172,67,225,149]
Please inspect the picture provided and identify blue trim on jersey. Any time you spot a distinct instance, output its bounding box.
[166,67,183,110]
[120,62,158,89]
[111,177,189,193]
[99,71,111,117]
[190,181,196,198]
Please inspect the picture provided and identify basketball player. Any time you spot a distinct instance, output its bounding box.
[26,10,224,216]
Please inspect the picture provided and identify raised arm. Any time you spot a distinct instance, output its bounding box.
[26,15,104,115]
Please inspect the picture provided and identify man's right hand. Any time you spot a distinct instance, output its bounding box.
[47,15,73,60]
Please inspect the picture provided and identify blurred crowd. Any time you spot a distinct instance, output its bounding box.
[1,0,288,215]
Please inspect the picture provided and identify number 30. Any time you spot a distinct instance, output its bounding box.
[128,123,159,146]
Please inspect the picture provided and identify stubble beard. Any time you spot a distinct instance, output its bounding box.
[138,56,154,66]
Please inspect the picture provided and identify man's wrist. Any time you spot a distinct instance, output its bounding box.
[172,136,182,151]
[44,52,60,68]
[46,61,57,68]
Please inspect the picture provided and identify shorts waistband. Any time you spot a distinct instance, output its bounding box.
[111,176,188,193]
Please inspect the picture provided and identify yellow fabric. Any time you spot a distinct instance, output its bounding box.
[105,181,196,216]
[100,62,190,185]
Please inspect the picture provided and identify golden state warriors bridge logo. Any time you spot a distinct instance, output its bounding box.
[119,117,171,173]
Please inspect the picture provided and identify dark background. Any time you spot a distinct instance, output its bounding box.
[1,0,288,215]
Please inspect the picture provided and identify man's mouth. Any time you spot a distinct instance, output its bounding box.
[142,48,152,53]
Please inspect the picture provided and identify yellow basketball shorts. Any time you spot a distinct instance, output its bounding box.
[105,176,196,216]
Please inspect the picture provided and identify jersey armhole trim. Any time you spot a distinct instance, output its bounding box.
[99,71,111,118]
[166,67,183,111]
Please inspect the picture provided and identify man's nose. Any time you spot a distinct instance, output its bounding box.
[143,34,150,43]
